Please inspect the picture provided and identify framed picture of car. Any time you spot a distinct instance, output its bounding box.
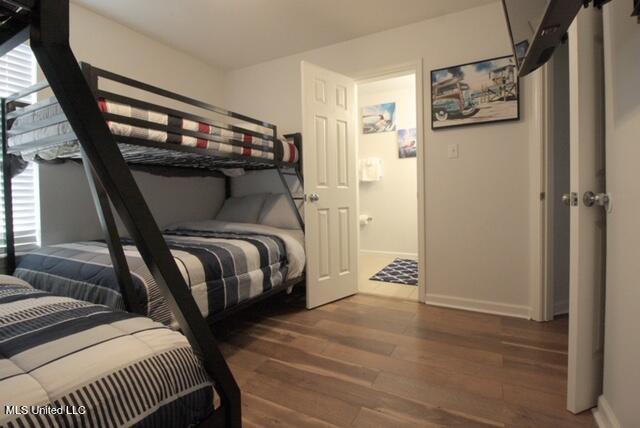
[430,55,520,130]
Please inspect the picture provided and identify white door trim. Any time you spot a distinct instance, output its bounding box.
[353,59,426,303]
[528,64,550,321]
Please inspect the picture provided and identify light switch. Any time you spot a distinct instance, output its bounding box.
[447,143,459,159]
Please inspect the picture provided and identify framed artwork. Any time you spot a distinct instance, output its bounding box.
[514,39,530,67]
[362,102,397,134]
[397,128,417,158]
[430,55,519,129]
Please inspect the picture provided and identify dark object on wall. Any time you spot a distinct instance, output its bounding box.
[502,0,640,76]
[502,0,584,76]
[431,55,520,130]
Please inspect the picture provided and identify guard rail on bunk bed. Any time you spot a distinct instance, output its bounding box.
[0,0,305,426]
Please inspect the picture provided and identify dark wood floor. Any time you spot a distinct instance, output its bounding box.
[214,292,596,427]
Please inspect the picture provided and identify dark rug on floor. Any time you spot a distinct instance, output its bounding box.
[370,258,418,286]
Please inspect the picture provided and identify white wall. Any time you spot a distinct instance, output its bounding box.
[597,3,640,427]
[358,74,417,256]
[224,2,533,316]
[38,4,226,244]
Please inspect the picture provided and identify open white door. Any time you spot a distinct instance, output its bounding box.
[567,6,606,414]
[301,61,358,309]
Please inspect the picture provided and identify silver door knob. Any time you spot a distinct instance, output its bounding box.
[583,191,609,208]
[308,193,320,202]
[561,193,571,206]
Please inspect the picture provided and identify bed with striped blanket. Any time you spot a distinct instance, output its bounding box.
[8,96,299,164]
[0,275,215,428]
[13,220,305,327]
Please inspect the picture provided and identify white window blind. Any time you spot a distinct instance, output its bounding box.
[0,43,39,256]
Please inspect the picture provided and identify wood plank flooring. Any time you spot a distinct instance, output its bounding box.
[214,292,595,427]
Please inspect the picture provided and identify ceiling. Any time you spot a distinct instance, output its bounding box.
[72,0,496,70]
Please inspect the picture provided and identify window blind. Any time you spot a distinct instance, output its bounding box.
[0,43,39,255]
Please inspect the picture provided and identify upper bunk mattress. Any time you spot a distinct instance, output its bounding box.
[8,97,299,165]
[13,220,305,327]
[0,275,215,428]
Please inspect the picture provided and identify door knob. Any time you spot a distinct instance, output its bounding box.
[308,193,320,202]
[583,191,609,208]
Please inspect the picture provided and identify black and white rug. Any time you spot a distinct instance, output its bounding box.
[370,258,418,286]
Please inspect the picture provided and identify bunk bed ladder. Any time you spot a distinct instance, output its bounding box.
[277,132,304,230]
[277,165,305,230]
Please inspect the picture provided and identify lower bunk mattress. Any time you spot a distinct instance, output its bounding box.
[14,220,305,327]
[0,275,215,427]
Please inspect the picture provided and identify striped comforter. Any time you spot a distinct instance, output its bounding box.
[14,222,298,326]
[0,275,215,428]
[8,96,299,163]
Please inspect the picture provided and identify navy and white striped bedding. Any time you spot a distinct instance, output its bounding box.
[13,222,299,326]
[0,275,215,428]
[8,96,299,163]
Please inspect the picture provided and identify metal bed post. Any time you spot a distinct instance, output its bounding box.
[277,133,305,230]
[276,166,305,230]
[29,0,241,426]
[1,97,16,273]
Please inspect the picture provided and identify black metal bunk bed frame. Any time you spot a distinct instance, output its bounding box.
[0,0,305,426]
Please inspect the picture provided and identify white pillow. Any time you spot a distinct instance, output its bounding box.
[216,194,267,224]
[258,193,302,230]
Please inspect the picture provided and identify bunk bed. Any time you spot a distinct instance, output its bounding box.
[0,275,217,427]
[2,62,307,327]
[0,0,303,425]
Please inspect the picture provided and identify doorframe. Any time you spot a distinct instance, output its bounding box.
[529,60,556,322]
[352,60,427,303]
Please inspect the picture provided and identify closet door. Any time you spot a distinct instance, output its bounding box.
[567,6,606,413]
[301,61,358,309]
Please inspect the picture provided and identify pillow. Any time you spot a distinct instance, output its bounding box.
[215,194,268,224]
[258,193,302,230]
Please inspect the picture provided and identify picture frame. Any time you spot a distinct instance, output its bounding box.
[430,55,520,130]
[361,102,397,134]
[397,128,417,158]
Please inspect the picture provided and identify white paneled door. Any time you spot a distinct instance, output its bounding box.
[567,7,606,414]
[301,61,358,309]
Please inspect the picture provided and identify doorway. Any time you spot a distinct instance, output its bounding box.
[355,72,421,301]
[547,41,571,318]
[301,61,425,309]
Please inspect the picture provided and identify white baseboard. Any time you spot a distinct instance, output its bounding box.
[425,293,530,319]
[360,249,418,259]
[554,298,569,316]
[593,396,621,428]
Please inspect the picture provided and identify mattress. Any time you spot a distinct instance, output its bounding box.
[8,96,299,164]
[14,220,306,327]
[0,275,215,428]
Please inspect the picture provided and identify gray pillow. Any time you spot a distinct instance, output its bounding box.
[258,193,302,230]
[216,194,267,224]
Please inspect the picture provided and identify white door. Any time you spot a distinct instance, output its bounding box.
[567,6,606,414]
[301,61,358,309]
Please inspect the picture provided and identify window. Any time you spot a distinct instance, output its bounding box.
[0,43,39,257]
